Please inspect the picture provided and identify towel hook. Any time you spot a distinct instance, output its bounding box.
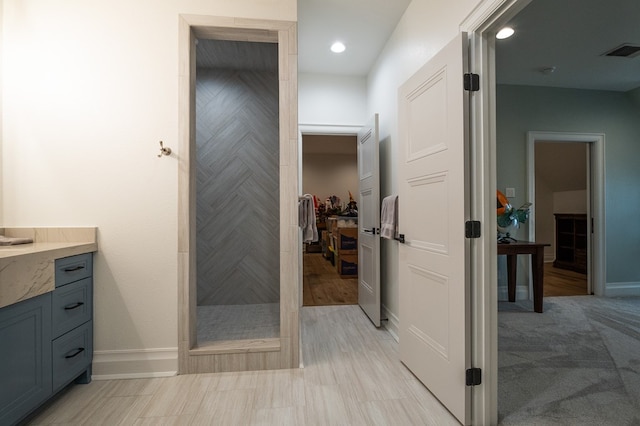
[158,141,172,158]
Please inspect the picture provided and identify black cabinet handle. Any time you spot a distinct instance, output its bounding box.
[63,265,85,272]
[65,347,85,359]
[64,302,84,310]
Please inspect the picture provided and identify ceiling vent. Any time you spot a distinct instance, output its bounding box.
[603,44,640,58]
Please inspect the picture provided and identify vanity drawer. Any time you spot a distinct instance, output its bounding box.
[52,278,92,339]
[52,320,92,392]
[55,253,93,287]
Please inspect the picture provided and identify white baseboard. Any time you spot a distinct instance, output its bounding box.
[605,282,640,297]
[92,348,178,380]
[382,304,399,342]
[93,371,177,381]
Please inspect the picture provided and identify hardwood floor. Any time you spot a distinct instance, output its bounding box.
[303,253,358,306]
[544,263,588,297]
[25,306,458,425]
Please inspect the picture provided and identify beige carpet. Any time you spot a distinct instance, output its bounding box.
[499,296,640,425]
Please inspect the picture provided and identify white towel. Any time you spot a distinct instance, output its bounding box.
[299,194,318,243]
[0,236,33,245]
[380,195,398,240]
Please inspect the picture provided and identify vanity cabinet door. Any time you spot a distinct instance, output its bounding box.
[0,293,52,425]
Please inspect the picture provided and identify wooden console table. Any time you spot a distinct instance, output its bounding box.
[498,241,550,313]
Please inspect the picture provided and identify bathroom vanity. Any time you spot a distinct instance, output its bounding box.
[0,228,97,425]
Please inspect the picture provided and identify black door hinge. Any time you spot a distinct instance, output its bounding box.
[466,368,482,386]
[465,221,481,238]
[464,73,479,92]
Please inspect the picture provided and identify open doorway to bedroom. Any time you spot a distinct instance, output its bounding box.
[533,140,591,297]
[525,130,605,298]
[490,0,637,421]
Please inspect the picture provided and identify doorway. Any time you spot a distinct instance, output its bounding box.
[195,39,281,344]
[301,134,359,306]
[526,131,605,297]
[533,141,589,296]
[177,15,299,374]
[487,0,616,423]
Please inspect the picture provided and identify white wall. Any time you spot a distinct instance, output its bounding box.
[2,0,295,377]
[535,177,555,261]
[303,153,358,205]
[554,190,587,214]
[298,73,367,126]
[366,0,481,330]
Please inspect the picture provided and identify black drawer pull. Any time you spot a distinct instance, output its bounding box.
[65,347,85,359]
[64,302,85,310]
[63,265,85,272]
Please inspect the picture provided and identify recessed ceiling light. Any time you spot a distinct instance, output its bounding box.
[496,27,515,40]
[330,42,346,53]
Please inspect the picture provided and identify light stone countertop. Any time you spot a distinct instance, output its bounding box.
[0,227,98,309]
[0,242,97,259]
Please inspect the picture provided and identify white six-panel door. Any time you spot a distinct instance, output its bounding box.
[398,33,471,424]
[358,114,381,327]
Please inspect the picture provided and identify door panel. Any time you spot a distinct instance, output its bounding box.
[358,114,381,327]
[398,33,470,424]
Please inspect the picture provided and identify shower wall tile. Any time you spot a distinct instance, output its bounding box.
[196,66,280,306]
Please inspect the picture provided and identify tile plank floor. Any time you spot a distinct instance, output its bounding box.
[26,306,458,425]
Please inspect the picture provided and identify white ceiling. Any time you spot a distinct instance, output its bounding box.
[298,0,640,92]
[297,0,411,76]
[496,0,640,92]
[197,0,640,92]
[195,0,411,76]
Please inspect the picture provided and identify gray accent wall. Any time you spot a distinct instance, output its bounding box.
[196,65,280,306]
[630,87,640,109]
[497,84,640,286]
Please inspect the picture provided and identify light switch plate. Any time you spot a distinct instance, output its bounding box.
[505,187,515,198]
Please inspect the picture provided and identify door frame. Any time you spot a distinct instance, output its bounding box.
[298,123,362,314]
[461,0,534,424]
[177,15,299,374]
[526,132,606,296]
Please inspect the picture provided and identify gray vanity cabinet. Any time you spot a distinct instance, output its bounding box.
[0,252,93,425]
[51,252,93,392]
[0,292,53,425]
